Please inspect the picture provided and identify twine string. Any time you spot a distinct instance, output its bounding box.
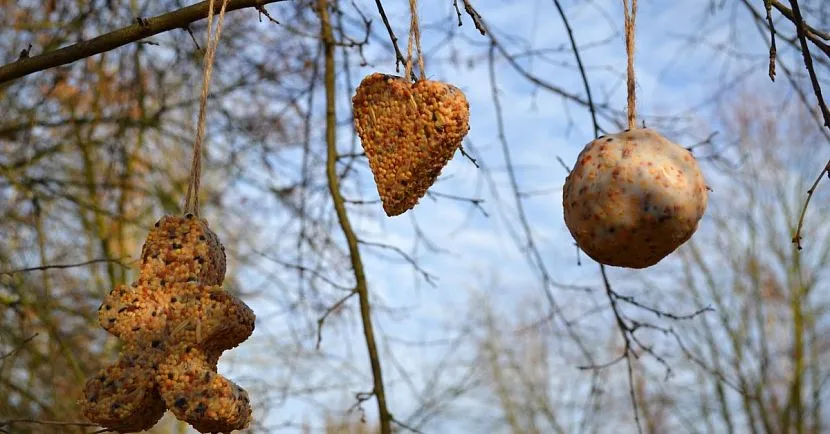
[404,0,426,81]
[622,0,637,129]
[183,0,230,216]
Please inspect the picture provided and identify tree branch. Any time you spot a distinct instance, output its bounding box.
[1,258,130,275]
[787,0,830,128]
[0,334,38,361]
[318,1,392,433]
[0,0,288,85]
[792,159,830,249]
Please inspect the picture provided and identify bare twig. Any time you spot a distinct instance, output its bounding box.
[763,0,777,80]
[787,0,830,128]
[255,4,280,24]
[614,293,714,320]
[586,263,715,433]
[487,42,596,364]
[392,416,427,434]
[427,190,489,217]
[316,290,358,349]
[577,353,626,371]
[184,24,203,52]
[458,0,487,35]
[489,35,618,127]
[770,0,830,41]
[0,334,38,361]
[552,0,600,136]
[358,239,437,286]
[0,419,99,429]
[0,0,289,84]
[347,391,375,422]
[18,44,32,60]
[599,265,644,434]
[624,348,643,434]
[319,2,392,432]
[792,159,830,249]
[372,0,416,80]
[556,155,572,173]
[2,258,130,275]
[458,145,479,168]
[452,0,463,26]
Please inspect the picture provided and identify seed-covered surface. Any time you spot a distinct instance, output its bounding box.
[80,215,255,433]
[562,128,708,268]
[353,72,470,216]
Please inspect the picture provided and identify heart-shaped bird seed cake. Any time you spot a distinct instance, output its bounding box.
[353,73,470,216]
[563,128,708,269]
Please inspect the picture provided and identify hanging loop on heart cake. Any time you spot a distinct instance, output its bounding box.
[562,0,709,269]
[353,0,471,217]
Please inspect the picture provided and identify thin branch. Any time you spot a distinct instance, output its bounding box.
[552,0,600,136]
[372,0,416,79]
[459,0,487,35]
[0,334,38,361]
[316,290,358,349]
[1,258,130,275]
[251,249,353,291]
[577,353,626,370]
[787,0,830,128]
[319,2,392,433]
[452,0,463,26]
[792,159,830,249]
[0,0,289,84]
[184,24,203,52]
[487,42,596,364]
[489,35,618,127]
[614,293,714,320]
[392,416,427,434]
[599,265,644,434]
[358,239,437,286]
[458,145,479,168]
[771,0,830,41]
[255,4,281,24]
[556,155,572,173]
[764,0,777,80]
[625,349,644,434]
[669,327,754,396]
[427,190,489,217]
[0,419,99,429]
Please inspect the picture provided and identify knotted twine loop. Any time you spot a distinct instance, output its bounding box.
[183,0,231,217]
[404,0,426,82]
[622,0,637,129]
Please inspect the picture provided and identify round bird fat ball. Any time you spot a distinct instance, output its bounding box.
[562,128,708,269]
